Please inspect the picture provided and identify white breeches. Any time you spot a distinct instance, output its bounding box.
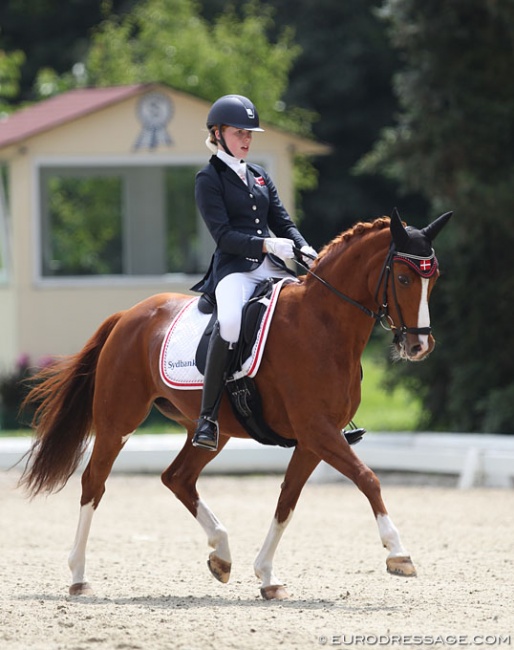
[215,256,290,344]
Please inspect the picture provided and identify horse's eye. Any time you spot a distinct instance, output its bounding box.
[398,274,410,286]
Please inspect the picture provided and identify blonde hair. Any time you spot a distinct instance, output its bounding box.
[205,125,221,154]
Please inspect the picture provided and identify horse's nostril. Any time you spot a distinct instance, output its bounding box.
[410,343,423,356]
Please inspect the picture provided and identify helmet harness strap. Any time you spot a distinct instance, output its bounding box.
[214,126,234,158]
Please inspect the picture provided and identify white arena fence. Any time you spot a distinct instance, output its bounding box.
[1,432,513,489]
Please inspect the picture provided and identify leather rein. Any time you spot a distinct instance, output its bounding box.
[293,245,432,339]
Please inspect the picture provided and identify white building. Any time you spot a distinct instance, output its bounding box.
[0,83,327,369]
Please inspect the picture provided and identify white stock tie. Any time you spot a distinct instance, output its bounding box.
[237,164,247,185]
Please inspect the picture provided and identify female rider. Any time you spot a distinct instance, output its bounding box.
[191,94,317,450]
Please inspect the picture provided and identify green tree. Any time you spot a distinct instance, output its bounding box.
[33,0,313,138]
[0,48,24,113]
[360,0,514,433]
[2,0,410,239]
[46,176,123,276]
[0,0,135,105]
[31,0,319,203]
[258,0,428,246]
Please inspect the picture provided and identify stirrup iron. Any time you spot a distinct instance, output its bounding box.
[342,421,366,446]
[192,417,219,451]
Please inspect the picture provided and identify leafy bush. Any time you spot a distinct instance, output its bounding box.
[0,354,51,430]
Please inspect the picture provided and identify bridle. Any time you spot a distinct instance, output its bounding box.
[293,244,434,340]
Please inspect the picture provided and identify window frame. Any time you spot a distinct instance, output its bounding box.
[0,164,10,285]
[32,154,211,287]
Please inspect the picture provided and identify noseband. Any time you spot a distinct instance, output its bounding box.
[294,244,434,338]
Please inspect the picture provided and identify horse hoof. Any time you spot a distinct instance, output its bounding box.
[260,585,289,600]
[69,582,94,596]
[386,556,417,577]
[208,552,231,583]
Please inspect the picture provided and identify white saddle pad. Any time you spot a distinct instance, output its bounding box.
[159,278,295,390]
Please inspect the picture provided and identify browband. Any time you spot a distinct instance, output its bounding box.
[393,250,438,278]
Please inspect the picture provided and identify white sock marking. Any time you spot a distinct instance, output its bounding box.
[377,514,408,558]
[196,499,231,563]
[68,501,95,585]
[254,512,293,588]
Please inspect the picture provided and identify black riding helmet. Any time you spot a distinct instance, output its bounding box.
[207,94,264,132]
[207,94,264,157]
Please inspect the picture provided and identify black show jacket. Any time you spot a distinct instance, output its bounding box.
[191,155,308,295]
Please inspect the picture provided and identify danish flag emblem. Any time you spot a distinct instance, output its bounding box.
[393,251,438,277]
[420,259,431,271]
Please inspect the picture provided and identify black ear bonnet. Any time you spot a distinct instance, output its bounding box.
[390,209,452,278]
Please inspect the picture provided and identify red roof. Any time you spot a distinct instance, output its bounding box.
[0,84,154,149]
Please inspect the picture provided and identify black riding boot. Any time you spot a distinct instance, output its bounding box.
[192,323,231,451]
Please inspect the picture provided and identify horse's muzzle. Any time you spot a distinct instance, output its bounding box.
[393,329,434,361]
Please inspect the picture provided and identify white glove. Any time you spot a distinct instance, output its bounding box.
[264,237,295,261]
[300,245,318,267]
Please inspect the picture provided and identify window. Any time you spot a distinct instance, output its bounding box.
[43,174,123,276]
[39,164,212,278]
[0,165,9,283]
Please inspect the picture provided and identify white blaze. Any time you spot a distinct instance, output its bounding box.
[417,278,430,354]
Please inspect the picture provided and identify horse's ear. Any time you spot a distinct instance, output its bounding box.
[390,207,410,250]
[421,211,453,242]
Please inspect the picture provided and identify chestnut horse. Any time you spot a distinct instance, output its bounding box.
[20,210,451,600]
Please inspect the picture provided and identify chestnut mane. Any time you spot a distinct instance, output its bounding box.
[305,217,391,278]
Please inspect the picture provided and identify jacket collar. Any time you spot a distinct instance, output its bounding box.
[209,155,256,189]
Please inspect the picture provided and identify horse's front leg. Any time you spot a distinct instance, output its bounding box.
[317,431,417,577]
[161,433,232,583]
[377,512,417,576]
[196,495,232,583]
[254,446,320,600]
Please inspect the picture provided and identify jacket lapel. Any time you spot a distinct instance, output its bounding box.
[210,155,248,191]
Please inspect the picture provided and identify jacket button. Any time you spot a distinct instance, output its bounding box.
[252,205,257,211]
[257,229,263,235]
[249,193,254,198]
[255,218,260,224]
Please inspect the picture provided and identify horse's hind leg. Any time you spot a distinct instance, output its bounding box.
[68,430,129,596]
[67,329,158,596]
[254,446,320,600]
[68,496,95,596]
[161,432,232,583]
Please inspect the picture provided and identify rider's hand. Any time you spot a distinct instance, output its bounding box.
[300,245,318,268]
[263,237,295,261]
